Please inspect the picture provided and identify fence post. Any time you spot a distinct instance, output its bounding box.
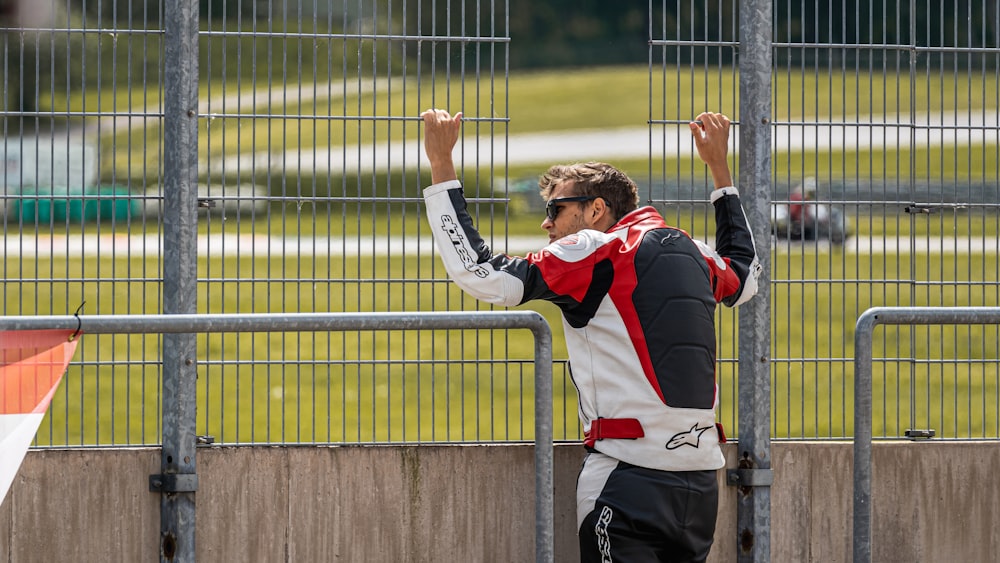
[159,0,200,561]
[734,0,773,562]
[852,310,877,563]
[852,306,1000,563]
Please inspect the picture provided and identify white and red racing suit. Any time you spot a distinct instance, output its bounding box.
[423,179,761,560]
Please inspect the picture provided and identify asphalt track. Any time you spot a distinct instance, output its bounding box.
[206,110,1000,175]
[7,232,997,258]
[7,109,996,258]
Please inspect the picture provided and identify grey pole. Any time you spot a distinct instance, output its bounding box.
[733,1,773,562]
[852,310,877,563]
[160,0,200,560]
[531,318,555,563]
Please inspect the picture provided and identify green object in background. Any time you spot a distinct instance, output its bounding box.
[12,185,138,223]
[93,185,139,222]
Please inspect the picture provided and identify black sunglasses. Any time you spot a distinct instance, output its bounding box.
[545,195,599,221]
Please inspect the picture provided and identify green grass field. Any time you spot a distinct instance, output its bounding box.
[10,237,999,447]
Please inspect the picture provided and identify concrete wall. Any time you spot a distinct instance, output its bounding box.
[1,441,998,562]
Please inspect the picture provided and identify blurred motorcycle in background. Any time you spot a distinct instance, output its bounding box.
[771,177,851,245]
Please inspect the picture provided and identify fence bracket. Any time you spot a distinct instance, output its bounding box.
[149,473,199,493]
[726,468,773,487]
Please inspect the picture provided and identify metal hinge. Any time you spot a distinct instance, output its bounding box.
[726,468,774,487]
[149,473,199,493]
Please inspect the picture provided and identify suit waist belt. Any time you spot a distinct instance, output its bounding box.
[584,417,644,448]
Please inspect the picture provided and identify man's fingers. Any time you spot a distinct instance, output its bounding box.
[420,108,451,122]
[420,109,465,138]
[689,121,705,141]
[420,108,443,121]
[694,112,730,130]
[690,112,731,147]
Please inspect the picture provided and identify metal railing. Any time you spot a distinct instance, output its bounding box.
[852,306,1000,563]
[0,310,555,563]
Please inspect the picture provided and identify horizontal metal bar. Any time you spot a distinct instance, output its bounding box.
[0,195,509,205]
[775,42,1000,54]
[649,119,743,126]
[0,112,510,122]
[648,39,738,48]
[651,39,999,54]
[769,121,1000,131]
[0,111,165,119]
[199,31,511,43]
[769,356,999,365]
[0,311,549,335]
[859,307,1000,328]
[201,115,510,123]
[0,26,164,35]
[0,28,510,44]
[187,358,539,367]
[180,196,509,204]
[770,280,1000,287]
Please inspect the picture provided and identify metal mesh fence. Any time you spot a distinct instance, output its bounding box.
[2,0,998,446]
[653,0,999,440]
[768,0,1000,440]
[2,0,538,446]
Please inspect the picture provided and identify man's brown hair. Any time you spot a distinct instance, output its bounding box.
[538,162,640,222]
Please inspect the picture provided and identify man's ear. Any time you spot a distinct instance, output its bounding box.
[589,197,613,229]
[591,197,605,218]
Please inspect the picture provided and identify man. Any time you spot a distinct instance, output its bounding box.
[420,108,761,563]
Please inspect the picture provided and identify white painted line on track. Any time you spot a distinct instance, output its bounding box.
[3,233,995,258]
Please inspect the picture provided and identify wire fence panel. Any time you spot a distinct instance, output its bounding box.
[767,1,999,439]
[1,0,548,447]
[3,1,998,447]
[193,331,543,445]
[2,0,168,446]
[651,1,1000,440]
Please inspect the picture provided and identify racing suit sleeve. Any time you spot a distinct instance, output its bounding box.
[423,180,557,307]
[704,186,762,307]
